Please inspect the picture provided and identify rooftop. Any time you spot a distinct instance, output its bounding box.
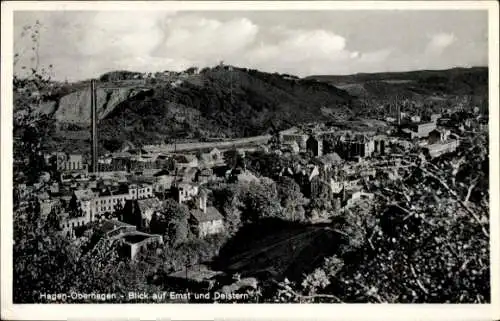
[98,219,136,234]
[121,232,156,244]
[74,188,95,201]
[191,206,224,223]
[172,154,197,163]
[315,153,343,165]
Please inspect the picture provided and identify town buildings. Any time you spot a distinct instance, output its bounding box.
[172,182,200,204]
[198,148,224,168]
[335,134,375,160]
[279,132,309,151]
[52,152,86,172]
[189,191,225,237]
[401,121,437,139]
[65,182,154,233]
[424,139,460,158]
[122,197,162,229]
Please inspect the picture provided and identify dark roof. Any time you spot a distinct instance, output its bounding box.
[122,233,151,244]
[191,207,224,223]
[137,197,162,213]
[98,219,136,234]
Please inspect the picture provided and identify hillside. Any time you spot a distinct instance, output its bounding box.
[27,66,355,152]
[308,67,488,100]
[15,66,488,154]
[212,220,343,283]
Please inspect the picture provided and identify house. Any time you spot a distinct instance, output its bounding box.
[194,168,215,185]
[53,152,86,172]
[71,188,98,222]
[122,197,162,229]
[280,132,309,150]
[49,182,60,194]
[410,116,421,123]
[60,171,90,184]
[115,231,163,260]
[198,148,223,167]
[346,191,374,207]
[229,168,260,184]
[154,174,177,193]
[335,134,375,160]
[154,154,173,170]
[313,153,342,176]
[281,141,300,154]
[257,145,270,153]
[373,135,388,155]
[127,183,154,200]
[172,182,199,204]
[96,219,163,260]
[110,153,132,172]
[59,212,91,238]
[431,113,442,123]
[189,191,225,237]
[129,153,161,171]
[172,154,199,170]
[98,157,113,172]
[404,122,437,138]
[428,129,451,145]
[39,198,59,218]
[70,182,153,222]
[424,140,460,158]
[306,136,323,157]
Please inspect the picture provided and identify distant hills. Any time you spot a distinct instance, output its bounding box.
[15,65,488,153]
[308,67,488,100]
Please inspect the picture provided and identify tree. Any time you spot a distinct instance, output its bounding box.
[277,176,306,222]
[150,199,190,246]
[239,179,283,223]
[211,183,242,234]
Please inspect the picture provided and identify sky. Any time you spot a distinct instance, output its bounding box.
[13,10,488,81]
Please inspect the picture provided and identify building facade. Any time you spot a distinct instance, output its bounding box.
[306,136,323,157]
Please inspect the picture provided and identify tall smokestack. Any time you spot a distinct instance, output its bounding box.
[396,95,401,126]
[90,79,98,173]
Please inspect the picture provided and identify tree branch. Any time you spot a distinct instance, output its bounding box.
[465,177,479,203]
[403,162,489,238]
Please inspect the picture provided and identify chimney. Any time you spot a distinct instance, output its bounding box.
[199,191,207,213]
[90,79,98,173]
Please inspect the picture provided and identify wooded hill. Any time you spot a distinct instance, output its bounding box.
[25,66,354,152]
[308,67,488,100]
